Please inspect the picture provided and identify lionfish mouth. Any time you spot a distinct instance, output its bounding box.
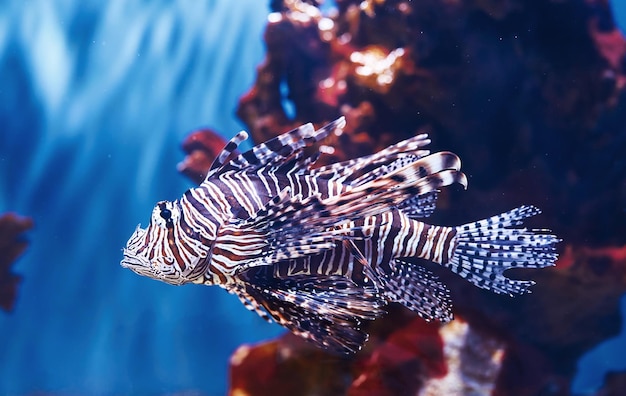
[120,225,147,269]
[121,247,185,285]
[120,251,138,266]
[120,250,148,271]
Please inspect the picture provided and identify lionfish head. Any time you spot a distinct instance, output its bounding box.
[121,200,211,285]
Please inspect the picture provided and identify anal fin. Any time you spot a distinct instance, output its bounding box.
[229,286,273,323]
[382,260,452,322]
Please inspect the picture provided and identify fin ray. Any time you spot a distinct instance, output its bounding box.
[238,272,386,353]
[208,131,249,174]
[445,205,559,295]
[207,118,346,179]
[312,132,432,185]
[382,260,452,322]
[397,191,438,218]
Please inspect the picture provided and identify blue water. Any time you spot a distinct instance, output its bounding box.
[573,294,626,393]
[0,1,282,395]
[1,1,626,395]
[615,1,626,34]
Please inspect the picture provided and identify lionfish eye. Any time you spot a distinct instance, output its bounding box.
[160,208,172,221]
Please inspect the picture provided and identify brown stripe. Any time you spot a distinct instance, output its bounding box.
[440,227,457,264]
[168,228,186,271]
[292,258,308,275]
[415,223,430,258]
[427,226,443,261]
[136,228,152,255]
[380,219,399,273]
[205,249,229,284]
[274,260,289,278]
[330,245,344,275]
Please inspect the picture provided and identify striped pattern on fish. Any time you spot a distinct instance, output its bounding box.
[121,117,559,353]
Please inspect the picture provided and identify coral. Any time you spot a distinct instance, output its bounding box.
[229,333,352,396]
[228,312,505,396]
[221,0,626,394]
[178,127,228,185]
[0,213,33,312]
[597,371,626,396]
[236,0,626,246]
[348,315,447,396]
[420,320,504,395]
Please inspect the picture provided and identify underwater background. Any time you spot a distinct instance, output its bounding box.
[1,0,626,395]
[0,1,279,394]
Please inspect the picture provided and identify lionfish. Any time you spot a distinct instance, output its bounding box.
[121,117,558,353]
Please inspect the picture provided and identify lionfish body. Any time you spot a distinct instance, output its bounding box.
[122,118,558,353]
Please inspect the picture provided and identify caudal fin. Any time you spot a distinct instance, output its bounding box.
[444,205,559,295]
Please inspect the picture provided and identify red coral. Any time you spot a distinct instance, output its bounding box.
[0,213,33,312]
[237,0,626,245]
[348,318,446,396]
[178,128,228,185]
[229,333,355,396]
[228,310,509,396]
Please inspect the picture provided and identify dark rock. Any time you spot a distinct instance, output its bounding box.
[178,128,228,185]
[0,213,33,312]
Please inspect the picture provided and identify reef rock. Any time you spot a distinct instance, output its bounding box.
[237,0,626,246]
[0,213,33,312]
[228,312,505,396]
[178,127,228,185]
